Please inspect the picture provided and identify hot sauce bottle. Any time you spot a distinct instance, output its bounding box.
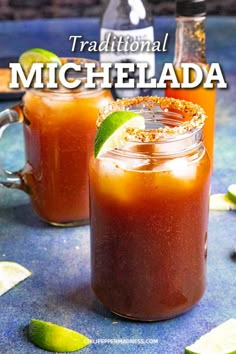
[165,0,216,164]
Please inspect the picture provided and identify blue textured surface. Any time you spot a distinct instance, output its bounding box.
[0,17,236,354]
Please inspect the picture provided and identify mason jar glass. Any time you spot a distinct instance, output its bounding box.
[90,96,211,321]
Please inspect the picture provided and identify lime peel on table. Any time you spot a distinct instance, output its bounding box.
[29,319,91,352]
[94,111,145,158]
[210,193,236,211]
[19,48,62,73]
[185,319,236,354]
[227,184,236,204]
[0,261,31,296]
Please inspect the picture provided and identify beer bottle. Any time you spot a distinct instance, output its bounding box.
[100,0,155,98]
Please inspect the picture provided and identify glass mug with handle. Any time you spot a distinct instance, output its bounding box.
[0,58,113,226]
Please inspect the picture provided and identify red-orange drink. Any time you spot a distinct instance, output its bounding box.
[90,97,211,321]
[21,60,113,226]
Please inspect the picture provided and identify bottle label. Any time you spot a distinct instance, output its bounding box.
[100,26,155,78]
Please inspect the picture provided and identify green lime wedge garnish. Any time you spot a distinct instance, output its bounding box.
[185,319,236,354]
[28,319,91,352]
[19,48,61,73]
[227,184,236,204]
[0,261,31,296]
[210,194,236,211]
[94,111,145,158]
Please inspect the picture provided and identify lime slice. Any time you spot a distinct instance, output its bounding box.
[0,261,31,296]
[227,184,236,204]
[29,319,91,352]
[185,319,236,354]
[19,48,61,73]
[210,194,236,211]
[94,111,145,157]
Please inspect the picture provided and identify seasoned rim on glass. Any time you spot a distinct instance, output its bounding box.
[97,96,207,142]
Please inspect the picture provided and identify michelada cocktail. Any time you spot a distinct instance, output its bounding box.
[0,57,113,226]
[22,58,113,225]
[90,96,211,321]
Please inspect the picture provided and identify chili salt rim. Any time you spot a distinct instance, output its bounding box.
[97,96,207,142]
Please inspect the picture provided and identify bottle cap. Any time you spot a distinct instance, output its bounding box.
[176,0,206,17]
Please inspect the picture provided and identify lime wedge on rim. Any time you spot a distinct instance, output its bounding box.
[19,48,61,73]
[227,184,236,204]
[185,319,236,354]
[29,319,91,352]
[210,194,236,211]
[94,111,145,158]
[0,261,31,296]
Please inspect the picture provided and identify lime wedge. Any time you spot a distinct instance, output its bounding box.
[0,261,31,296]
[94,111,145,157]
[19,48,61,73]
[185,319,236,354]
[210,194,236,211]
[29,319,91,352]
[227,184,236,204]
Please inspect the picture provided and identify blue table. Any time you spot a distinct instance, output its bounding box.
[0,17,236,354]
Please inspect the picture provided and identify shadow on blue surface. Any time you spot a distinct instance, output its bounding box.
[0,202,46,228]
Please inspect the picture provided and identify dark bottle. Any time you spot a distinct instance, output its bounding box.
[100,0,155,98]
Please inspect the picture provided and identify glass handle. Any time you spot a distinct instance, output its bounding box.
[0,104,28,192]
